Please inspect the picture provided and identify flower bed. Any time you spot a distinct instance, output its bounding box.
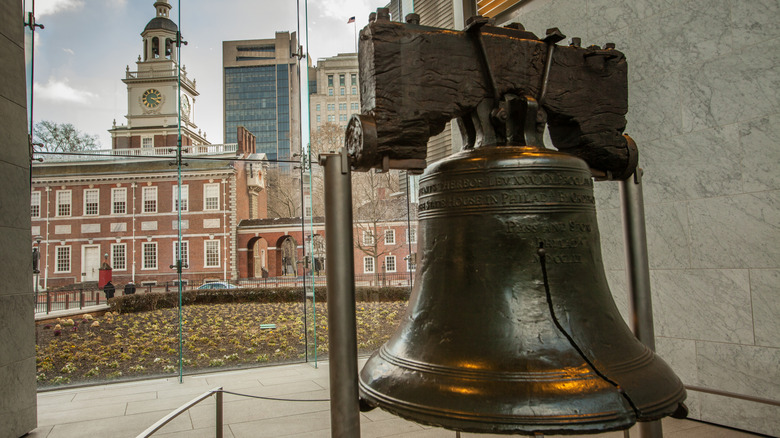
[36,299,407,387]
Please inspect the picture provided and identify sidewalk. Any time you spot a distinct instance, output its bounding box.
[27,361,762,438]
[35,304,110,322]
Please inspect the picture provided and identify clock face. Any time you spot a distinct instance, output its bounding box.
[180,94,191,118]
[142,89,162,108]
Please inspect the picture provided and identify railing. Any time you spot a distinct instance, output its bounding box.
[136,387,223,438]
[39,143,238,162]
[235,272,413,289]
[136,386,330,437]
[35,289,104,315]
[126,68,196,90]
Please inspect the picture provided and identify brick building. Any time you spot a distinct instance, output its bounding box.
[236,217,417,282]
[31,130,265,289]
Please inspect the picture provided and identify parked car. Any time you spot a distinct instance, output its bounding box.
[197,281,237,290]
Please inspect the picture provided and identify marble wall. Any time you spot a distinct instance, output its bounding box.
[0,0,38,436]
[499,0,779,435]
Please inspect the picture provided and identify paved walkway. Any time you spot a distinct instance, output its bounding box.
[28,361,761,438]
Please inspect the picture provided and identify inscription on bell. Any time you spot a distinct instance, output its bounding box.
[418,189,595,212]
[419,171,593,196]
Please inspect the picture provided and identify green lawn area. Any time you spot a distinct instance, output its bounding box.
[36,301,406,387]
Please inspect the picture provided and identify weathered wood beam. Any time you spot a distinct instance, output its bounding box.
[349,13,634,179]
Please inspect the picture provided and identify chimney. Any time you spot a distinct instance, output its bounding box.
[237,126,256,157]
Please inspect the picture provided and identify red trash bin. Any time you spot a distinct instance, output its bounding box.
[98,260,113,289]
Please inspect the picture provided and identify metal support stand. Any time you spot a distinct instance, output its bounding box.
[619,169,662,438]
[215,390,223,438]
[322,149,361,438]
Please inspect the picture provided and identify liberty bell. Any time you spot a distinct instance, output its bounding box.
[349,14,686,435]
[358,141,686,434]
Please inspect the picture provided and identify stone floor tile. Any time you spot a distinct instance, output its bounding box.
[360,417,426,437]
[45,409,193,438]
[228,409,330,437]
[23,425,53,438]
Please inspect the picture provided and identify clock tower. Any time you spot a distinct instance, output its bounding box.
[110,0,208,149]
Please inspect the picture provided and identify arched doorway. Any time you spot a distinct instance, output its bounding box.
[279,236,297,276]
[311,234,326,276]
[248,237,269,278]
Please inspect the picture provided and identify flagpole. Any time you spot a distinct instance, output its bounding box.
[353,20,357,52]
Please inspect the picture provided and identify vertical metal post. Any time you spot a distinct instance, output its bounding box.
[215,389,223,438]
[619,169,662,438]
[321,149,361,438]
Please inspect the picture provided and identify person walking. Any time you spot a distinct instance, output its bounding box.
[103,281,115,299]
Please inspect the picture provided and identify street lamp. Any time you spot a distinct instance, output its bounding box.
[32,236,42,302]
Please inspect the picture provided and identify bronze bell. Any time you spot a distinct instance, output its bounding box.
[359,145,686,435]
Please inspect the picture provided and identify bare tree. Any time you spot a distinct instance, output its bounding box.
[352,169,405,284]
[265,165,302,218]
[33,120,100,152]
[265,123,344,219]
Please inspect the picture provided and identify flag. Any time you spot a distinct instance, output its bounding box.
[347,16,355,23]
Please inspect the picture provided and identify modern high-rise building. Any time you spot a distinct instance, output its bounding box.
[308,52,360,132]
[223,33,301,162]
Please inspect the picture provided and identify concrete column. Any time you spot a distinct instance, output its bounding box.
[0,1,38,436]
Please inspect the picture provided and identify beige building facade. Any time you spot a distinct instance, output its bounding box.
[309,52,360,132]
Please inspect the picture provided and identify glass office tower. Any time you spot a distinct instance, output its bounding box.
[223,33,300,161]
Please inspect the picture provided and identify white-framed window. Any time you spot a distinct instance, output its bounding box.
[111,188,127,215]
[408,226,416,244]
[385,229,395,244]
[385,255,396,272]
[327,115,335,122]
[340,87,345,95]
[351,103,359,111]
[351,73,357,86]
[339,74,345,86]
[327,103,334,111]
[203,183,220,211]
[327,74,333,87]
[316,115,321,123]
[55,246,71,273]
[174,240,189,269]
[362,230,374,246]
[83,188,99,216]
[173,185,189,212]
[111,243,126,271]
[142,242,157,270]
[363,256,375,274]
[316,104,321,111]
[142,186,157,213]
[339,103,347,111]
[56,190,72,217]
[31,191,41,218]
[351,86,357,95]
[205,240,220,268]
[141,135,154,148]
[407,253,417,272]
[328,88,333,96]
[339,114,347,122]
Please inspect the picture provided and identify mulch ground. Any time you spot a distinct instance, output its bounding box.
[36,301,406,387]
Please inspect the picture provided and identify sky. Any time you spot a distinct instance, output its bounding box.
[24,0,390,149]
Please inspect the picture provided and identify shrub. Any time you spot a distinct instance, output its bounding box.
[109,286,410,314]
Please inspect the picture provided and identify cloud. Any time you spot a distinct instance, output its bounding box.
[63,48,74,55]
[34,0,84,17]
[34,78,98,103]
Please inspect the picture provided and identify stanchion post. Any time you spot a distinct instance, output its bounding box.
[321,148,361,438]
[215,389,223,438]
[619,169,662,438]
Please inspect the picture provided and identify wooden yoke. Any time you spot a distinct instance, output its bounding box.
[346,9,636,180]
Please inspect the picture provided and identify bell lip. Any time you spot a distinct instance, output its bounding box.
[359,346,640,435]
[358,384,638,435]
